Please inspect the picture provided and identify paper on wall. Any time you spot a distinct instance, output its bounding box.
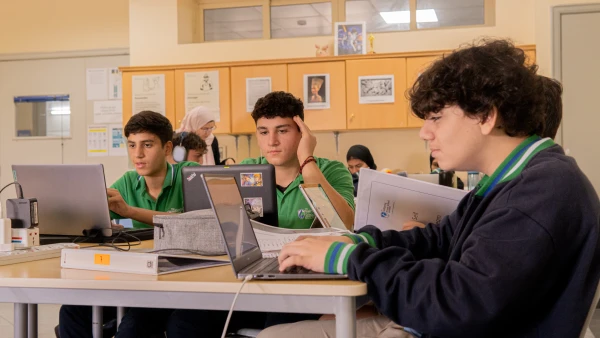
[93,100,122,124]
[132,74,166,116]
[354,169,468,231]
[109,124,127,157]
[185,70,220,121]
[86,68,108,100]
[246,77,271,112]
[108,68,123,100]
[87,125,109,157]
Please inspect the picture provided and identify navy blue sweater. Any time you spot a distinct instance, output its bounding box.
[348,146,600,337]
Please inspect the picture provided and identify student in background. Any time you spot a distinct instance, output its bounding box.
[59,111,199,338]
[259,40,600,338]
[167,132,208,164]
[346,144,377,196]
[241,91,355,230]
[177,105,220,165]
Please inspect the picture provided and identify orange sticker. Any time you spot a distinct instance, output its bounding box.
[94,254,110,266]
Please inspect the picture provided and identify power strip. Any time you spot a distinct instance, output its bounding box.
[0,243,80,266]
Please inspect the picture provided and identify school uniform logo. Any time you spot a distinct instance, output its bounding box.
[297,208,315,220]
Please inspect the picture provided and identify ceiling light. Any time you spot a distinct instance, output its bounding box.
[379,9,438,24]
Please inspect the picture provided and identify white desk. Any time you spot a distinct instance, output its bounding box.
[0,244,367,338]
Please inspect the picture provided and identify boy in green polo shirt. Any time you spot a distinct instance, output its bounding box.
[241,91,355,230]
[58,110,198,338]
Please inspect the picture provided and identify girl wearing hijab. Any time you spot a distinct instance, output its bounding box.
[177,106,220,165]
[346,145,377,196]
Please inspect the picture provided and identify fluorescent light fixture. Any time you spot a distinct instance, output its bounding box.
[50,107,71,115]
[379,9,438,24]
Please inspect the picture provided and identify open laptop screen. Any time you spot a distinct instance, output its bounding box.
[202,175,261,266]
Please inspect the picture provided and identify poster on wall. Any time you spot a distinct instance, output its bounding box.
[303,74,330,110]
[246,77,272,112]
[108,68,123,100]
[185,70,220,121]
[358,75,395,104]
[87,125,108,157]
[109,124,127,157]
[132,74,166,115]
[93,100,123,124]
[86,68,108,100]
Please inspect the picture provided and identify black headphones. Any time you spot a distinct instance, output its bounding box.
[172,132,188,163]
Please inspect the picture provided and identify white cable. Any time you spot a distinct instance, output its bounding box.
[221,275,253,338]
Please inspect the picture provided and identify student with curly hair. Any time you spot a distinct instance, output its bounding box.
[258,39,600,338]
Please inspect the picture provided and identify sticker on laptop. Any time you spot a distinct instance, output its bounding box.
[240,173,263,187]
[243,197,264,217]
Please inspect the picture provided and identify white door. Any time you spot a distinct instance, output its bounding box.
[0,54,129,203]
[557,6,600,194]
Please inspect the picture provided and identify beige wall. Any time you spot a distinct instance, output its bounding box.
[0,0,129,54]
[130,0,535,66]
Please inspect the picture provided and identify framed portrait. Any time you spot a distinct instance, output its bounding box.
[334,22,367,56]
[358,75,395,104]
[303,74,331,110]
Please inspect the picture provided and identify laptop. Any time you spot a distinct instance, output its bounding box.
[299,183,350,231]
[11,164,153,242]
[201,173,347,280]
[182,165,278,227]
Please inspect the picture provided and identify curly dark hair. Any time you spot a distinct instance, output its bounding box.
[537,76,563,139]
[251,91,304,123]
[172,132,207,153]
[124,111,173,146]
[409,39,543,137]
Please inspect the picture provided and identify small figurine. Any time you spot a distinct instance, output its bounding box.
[315,44,329,57]
[368,34,376,54]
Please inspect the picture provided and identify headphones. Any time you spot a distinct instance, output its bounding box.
[172,132,188,163]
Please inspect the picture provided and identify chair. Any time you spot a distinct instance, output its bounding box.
[579,280,600,338]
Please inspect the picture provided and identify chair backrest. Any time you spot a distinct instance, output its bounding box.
[579,280,600,338]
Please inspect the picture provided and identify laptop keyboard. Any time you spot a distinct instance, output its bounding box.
[242,257,311,275]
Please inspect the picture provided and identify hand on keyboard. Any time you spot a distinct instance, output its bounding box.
[278,237,336,273]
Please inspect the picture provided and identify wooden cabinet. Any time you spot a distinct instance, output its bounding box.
[405,55,442,128]
[122,70,175,128]
[288,61,346,131]
[230,65,288,134]
[345,58,407,129]
[175,67,231,134]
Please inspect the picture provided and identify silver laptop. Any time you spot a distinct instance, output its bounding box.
[12,164,113,237]
[201,173,347,280]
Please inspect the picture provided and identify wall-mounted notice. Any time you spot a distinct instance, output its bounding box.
[109,124,127,157]
[246,77,271,112]
[87,125,108,157]
[93,100,122,124]
[108,68,123,100]
[132,74,166,115]
[86,68,108,100]
[185,70,220,121]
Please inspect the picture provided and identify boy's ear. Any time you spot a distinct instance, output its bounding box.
[165,140,174,156]
[479,107,500,136]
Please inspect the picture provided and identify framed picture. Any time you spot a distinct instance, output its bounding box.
[303,74,331,110]
[358,75,395,104]
[334,22,367,56]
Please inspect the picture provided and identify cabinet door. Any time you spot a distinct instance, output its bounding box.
[122,70,176,128]
[345,58,407,129]
[288,61,346,131]
[524,49,536,66]
[175,67,231,134]
[231,65,288,134]
[406,56,441,128]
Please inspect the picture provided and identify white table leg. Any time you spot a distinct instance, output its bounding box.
[92,306,103,338]
[335,297,357,338]
[117,307,126,329]
[14,303,28,338]
[27,304,37,338]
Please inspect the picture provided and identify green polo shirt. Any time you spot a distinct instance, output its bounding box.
[109,161,199,229]
[240,156,355,229]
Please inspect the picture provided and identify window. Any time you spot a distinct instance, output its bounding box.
[345,0,411,33]
[204,6,263,41]
[416,0,485,29]
[271,2,332,39]
[14,95,71,138]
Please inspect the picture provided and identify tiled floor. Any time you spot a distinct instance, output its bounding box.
[0,303,597,338]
